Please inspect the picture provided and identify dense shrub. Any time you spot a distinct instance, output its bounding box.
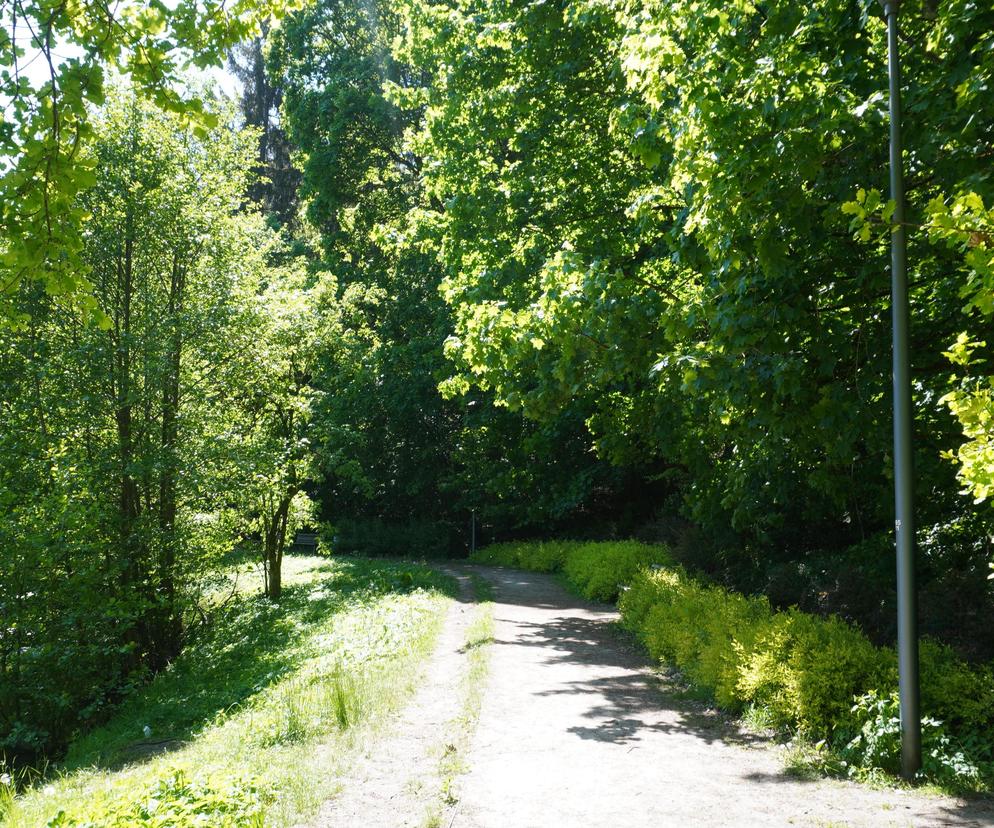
[623,566,994,773]
[473,539,994,789]
[631,569,770,709]
[325,518,450,558]
[733,607,892,736]
[471,540,576,572]
[917,641,994,736]
[562,541,670,601]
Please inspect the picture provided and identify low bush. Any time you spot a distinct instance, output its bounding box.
[473,540,668,601]
[472,539,994,791]
[563,541,671,602]
[471,540,575,572]
[44,771,270,827]
[841,691,991,790]
[630,569,771,709]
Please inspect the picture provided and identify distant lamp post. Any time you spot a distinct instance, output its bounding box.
[471,508,477,556]
[879,0,922,780]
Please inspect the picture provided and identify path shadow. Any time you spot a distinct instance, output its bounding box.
[463,564,994,825]
[502,614,767,749]
[448,565,595,612]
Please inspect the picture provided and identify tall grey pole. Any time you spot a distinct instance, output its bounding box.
[471,509,476,556]
[882,0,922,780]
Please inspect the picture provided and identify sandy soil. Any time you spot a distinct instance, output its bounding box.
[450,566,994,828]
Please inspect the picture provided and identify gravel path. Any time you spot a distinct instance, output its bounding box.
[450,566,994,828]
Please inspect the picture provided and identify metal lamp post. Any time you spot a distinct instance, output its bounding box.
[880,0,922,780]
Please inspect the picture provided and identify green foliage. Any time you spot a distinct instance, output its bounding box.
[386,0,994,604]
[917,640,994,736]
[327,518,451,558]
[7,0,994,799]
[941,333,994,517]
[562,541,671,602]
[842,691,991,792]
[269,0,642,542]
[734,608,892,737]
[473,540,669,598]
[0,0,298,320]
[633,569,771,711]
[269,0,466,531]
[0,87,316,763]
[933,189,994,555]
[625,567,994,788]
[44,771,269,827]
[472,541,575,573]
[231,263,318,598]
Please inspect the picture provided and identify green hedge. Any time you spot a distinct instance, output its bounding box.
[324,518,450,558]
[471,540,994,789]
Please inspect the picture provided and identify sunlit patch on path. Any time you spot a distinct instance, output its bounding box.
[452,567,994,828]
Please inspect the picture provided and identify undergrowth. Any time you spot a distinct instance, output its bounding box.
[0,555,455,827]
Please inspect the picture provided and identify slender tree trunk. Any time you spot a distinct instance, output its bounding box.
[115,227,145,668]
[264,492,295,600]
[155,253,186,664]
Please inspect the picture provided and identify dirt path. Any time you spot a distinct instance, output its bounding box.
[307,571,477,828]
[449,566,994,828]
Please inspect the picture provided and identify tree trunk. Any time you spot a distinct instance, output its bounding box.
[155,252,186,665]
[264,493,295,600]
[114,228,145,668]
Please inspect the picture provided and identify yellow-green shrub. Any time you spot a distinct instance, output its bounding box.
[919,640,994,736]
[471,540,573,572]
[473,540,670,601]
[736,610,892,736]
[692,587,769,709]
[562,541,670,601]
[616,564,677,631]
[622,569,767,709]
[624,568,893,737]
[621,563,992,765]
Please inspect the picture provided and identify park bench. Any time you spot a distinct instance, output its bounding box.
[292,531,319,553]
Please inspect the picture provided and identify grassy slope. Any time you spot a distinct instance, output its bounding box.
[1,555,455,827]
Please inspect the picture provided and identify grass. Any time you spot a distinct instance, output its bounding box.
[0,555,456,827]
